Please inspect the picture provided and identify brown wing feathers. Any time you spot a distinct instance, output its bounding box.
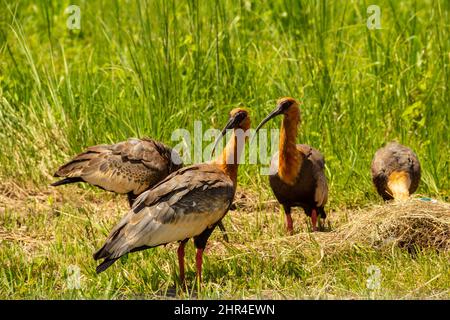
[93,165,234,273]
[53,146,107,179]
[52,138,181,195]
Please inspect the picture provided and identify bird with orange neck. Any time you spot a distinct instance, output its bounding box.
[371,142,421,201]
[93,108,250,283]
[255,97,328,233]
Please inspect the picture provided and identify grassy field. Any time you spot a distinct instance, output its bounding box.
[0,0,449,299]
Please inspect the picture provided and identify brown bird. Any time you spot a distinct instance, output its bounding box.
[254,97,328,233]
[371,142,421,201]
[51,138,183,205]
[93,108,250,283]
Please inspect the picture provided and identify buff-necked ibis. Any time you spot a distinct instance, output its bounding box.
[371,142,421,201]
[254,97,328,233]
[93,108,250,283]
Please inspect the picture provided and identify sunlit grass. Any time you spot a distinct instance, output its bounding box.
[0,185,448,299]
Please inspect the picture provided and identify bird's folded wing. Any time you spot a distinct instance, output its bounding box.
[113,138,176,170]
[314,171,328,207]
[296,145,328,206]
[54,138,175,194]
[97,164,234,259]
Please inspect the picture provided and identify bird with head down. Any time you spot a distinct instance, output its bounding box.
[371,141,421,201]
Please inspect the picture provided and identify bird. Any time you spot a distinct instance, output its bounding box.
[254,97,328,233]
[51,137,230,241]
[371,141,421,201]
[93,108,251,283]
[51,137,183,206]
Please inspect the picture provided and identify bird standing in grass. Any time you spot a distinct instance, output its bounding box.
[371,142,421,201]
[93,108,251,283]
[254,97,328,233]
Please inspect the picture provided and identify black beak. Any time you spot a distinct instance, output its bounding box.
[211,113,242,157]
[251,105,283,144]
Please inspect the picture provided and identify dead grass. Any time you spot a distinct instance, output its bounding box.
[2,182,448,255]
[216,195,450,261]
[335,197,450,252]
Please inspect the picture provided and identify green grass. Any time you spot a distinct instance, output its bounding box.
[0,0,449,299]
[1,186,449,299]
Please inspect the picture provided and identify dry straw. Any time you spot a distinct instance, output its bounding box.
[335,197,450,252]
[223,196,450,260]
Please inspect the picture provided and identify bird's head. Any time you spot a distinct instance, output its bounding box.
[254,97,300,133]
[212,108,251,155]
[228,108,251,131]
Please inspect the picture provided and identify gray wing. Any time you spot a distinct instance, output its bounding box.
[54,138,182,195]
[297,144,328,207]
[94,164,234,261]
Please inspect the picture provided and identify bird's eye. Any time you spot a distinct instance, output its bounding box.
[281,100,293,110]
[235,111,247,122]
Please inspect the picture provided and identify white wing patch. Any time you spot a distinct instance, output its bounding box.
[128,205,228,249]
[84,169,136,194]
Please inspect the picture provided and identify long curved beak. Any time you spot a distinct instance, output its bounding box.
[211,114,241,157]
[251,105,283,144]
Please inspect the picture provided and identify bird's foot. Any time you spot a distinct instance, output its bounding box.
[318,218,327,232]
[285,213,294,235]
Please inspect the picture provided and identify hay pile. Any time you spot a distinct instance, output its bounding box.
[217,196,450,260]
[334,198,450,252]
[212,198,449,264]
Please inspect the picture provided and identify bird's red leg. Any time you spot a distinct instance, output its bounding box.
[195,248,204,283]
[286,214,294,235]
[177,240,188,283]
[283,205,293,235]
[311,208,318,232]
